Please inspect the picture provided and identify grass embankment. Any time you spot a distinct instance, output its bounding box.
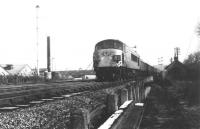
[140,80,200,129]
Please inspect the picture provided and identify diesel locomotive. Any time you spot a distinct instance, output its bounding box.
[93,39,159,81]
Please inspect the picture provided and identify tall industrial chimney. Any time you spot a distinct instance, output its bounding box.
[47,36,51,72]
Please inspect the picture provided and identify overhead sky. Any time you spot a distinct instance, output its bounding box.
[0,0,199,70]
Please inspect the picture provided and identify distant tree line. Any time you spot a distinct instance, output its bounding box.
[183,51,200,80]
[183,51,200,105]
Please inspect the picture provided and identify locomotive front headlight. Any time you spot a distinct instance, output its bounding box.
[112,55,121,62]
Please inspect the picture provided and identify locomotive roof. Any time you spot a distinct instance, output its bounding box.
[96,39,124,45]
[96,39,140,57]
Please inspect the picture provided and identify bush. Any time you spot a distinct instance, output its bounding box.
[0,75,44,85]
[184,51,200,81]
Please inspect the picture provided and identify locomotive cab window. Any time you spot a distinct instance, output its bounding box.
[104,42,114,48]
[112,55,121,62]
[96,40,123,50]
[114,42,123,50]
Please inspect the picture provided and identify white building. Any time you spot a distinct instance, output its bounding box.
[0,66,9,76]
[82,75,96,80]
[1,64,34,76]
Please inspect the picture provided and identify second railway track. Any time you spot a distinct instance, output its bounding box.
[0,80,132,110]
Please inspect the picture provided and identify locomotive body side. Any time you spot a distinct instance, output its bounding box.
[123,44,140,70]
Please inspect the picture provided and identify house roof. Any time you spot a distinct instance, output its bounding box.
[0,64,31,75]
[0,66,9,75]
[7,65,27,75]
[165,60,186,71]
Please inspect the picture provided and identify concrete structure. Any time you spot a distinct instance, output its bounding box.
[107,94,119,115]
[120,89,128,105]
[70,108,90,129]
[69,76,154,129]
[127,86,133,100]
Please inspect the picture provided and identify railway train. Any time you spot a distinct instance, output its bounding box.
[93,39,160,81]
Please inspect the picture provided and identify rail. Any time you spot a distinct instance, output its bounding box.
[0,80,133,111]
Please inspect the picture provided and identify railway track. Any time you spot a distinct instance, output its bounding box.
[0,80,131,111]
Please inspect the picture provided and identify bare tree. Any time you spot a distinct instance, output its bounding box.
[197,23,200,36]
[184,51,200,64]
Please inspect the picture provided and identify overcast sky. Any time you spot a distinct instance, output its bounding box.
[0,0,199,70]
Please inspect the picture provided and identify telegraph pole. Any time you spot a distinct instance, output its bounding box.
[36,5,40,76]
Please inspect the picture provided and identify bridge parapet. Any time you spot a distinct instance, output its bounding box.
[97,76,153,129]
[69,76,153,129]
